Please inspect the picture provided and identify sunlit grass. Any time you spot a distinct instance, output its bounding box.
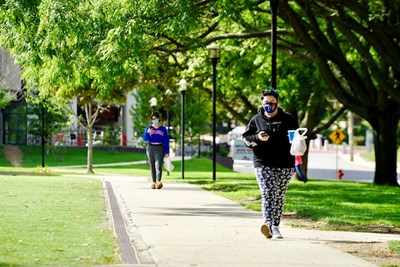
[360,149,400,162]
[4,146,146,167]
[0,146,13,167]
[389,241,400,254]
[284,181,400,229]
[0,175,120,266]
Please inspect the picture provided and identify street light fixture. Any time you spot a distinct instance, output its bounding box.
[207,43,220,182]
[149,97,157,111]
[178,78,188,180]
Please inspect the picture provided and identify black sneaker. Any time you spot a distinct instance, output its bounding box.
[299,176,308,183]
[261,224,272,239]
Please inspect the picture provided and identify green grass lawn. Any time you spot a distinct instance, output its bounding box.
[0,174,121,266]
[0,146,13,167]
[360,149,400,162]
[2,146,147,167]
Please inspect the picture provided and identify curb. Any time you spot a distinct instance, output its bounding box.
[104,180,139,264]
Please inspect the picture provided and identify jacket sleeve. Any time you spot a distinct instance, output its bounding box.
[242,117,259,147]
[289,115,300,131]
[163,127,170,154]
[142,125,150,142]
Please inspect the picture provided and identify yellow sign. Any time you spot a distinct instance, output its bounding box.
[329,129,346,144]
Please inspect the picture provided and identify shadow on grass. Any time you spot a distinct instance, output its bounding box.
[0,263,21,267]
[207,182,258,192]
[0,170,56,176]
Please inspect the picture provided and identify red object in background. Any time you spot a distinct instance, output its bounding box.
[122,135,127,146]
[56,133,64,142]
[337,169,344,180]
[77,135,83,146]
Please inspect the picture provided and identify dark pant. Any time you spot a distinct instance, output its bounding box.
[146,144,165,183]
[295,165,308,182]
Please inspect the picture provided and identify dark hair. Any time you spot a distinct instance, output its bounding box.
[150,111,160,119]
[260,88,279,100]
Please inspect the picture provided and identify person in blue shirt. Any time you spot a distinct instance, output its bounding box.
[142,111,170,189]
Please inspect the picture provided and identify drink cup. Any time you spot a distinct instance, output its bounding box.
[288,130,296,143]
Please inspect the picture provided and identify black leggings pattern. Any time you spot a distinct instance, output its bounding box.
[255,166,294,226]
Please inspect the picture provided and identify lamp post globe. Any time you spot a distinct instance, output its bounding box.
[149,97,157,111]
[207,43,221,60]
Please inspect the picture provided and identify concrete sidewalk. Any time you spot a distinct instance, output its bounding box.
[102,173,400,267]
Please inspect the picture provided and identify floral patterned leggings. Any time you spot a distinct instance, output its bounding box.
[255,166,294,226]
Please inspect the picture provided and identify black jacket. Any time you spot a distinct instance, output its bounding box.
[242,107,299,168]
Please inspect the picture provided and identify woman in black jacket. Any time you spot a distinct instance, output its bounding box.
[242,88,298,239]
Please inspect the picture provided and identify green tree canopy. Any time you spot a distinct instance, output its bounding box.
[0,0,145,172]
[278,1,400,185]
[1,0,397,185]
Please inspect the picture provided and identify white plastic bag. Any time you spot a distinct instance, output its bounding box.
[290,128,308,156]
[164,157,174,172]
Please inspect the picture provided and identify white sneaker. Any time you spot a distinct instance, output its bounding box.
[271,225,283,239]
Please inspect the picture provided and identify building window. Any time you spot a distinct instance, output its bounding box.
[2,99,27,145]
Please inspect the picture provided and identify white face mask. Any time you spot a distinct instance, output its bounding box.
[152,119,159,125]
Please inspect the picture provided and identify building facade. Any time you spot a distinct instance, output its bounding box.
[0,48,27,145]
[0,48,138,147]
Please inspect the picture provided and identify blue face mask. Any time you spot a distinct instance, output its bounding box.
[152,119,159,125]
[263,103,277,113]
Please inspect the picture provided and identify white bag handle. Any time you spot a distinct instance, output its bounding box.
[295,128,308,137]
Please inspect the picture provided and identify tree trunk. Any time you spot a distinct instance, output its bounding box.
[86,125,94,174]
[85,103,94,174]
[373,115,399,186]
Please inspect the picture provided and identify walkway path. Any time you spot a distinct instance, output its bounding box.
[101,173,400,267]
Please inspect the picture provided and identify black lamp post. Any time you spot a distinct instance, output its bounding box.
[270,0,278,88]
[165,89,173,133]
[41,100,45,168]
[207,43,220,182]
[178,78,187,180]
